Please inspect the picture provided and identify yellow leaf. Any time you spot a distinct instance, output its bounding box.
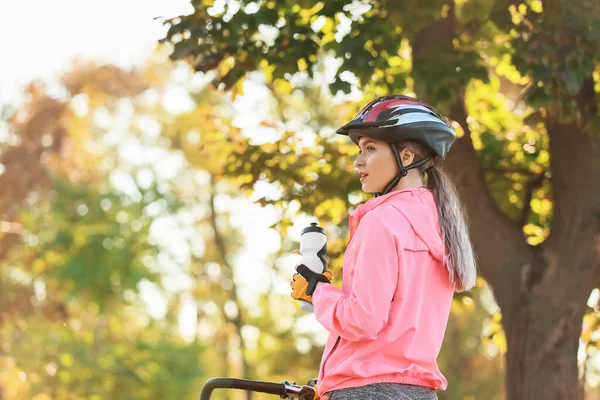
[476,276,487,288]
[260,60,274,83]
[518,3,527,14]
[59,353,74,367]
[523,224,538,235]
[530,199,542,214]
[450,298,464,316]
[233,78,245,97]
[273,79,293,95]
[32,394,52,400]
[530,0,543,12]
[536,149,549,165]
[82,331,94,345]
[387,56,404,68]
[109,316,123,333]
[218,56,235,77]
[58,370,71,383]
[297,58,308,72]
[32,259,47,274]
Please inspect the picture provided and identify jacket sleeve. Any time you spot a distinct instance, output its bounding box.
[312,206,402,341]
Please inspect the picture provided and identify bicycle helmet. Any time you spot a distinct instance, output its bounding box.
[336,95,457,196]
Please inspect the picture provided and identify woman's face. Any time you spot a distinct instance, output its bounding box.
[353,136,399,193]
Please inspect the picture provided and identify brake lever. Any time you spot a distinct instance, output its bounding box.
[280,380,316,399]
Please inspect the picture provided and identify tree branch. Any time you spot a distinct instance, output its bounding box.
[208,175,253,399]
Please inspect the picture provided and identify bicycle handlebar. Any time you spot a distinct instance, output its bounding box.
[199,377,316,400]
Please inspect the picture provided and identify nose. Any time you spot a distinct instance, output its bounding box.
[354,153,364,168]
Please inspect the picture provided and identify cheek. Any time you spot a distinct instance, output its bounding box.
[370,153,388,172]
[370,153,397,180]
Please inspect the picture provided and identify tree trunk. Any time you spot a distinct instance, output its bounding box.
[208,175,253,400]
[410,2,600,399]
[446,98,600,400]
[504,291,586,400]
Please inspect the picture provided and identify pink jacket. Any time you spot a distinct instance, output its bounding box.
[312,188,454,398]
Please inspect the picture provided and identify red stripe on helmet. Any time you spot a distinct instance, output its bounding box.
[361,98,425,122]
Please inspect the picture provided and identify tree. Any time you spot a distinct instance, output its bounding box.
[0,63,208,399]
[161,1,600,399]
[0,57,338,400]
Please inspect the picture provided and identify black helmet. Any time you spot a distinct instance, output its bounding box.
[336,95,457,196]
[336,95,456,158]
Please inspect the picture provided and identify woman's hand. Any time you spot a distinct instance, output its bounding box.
[290,265,333,304]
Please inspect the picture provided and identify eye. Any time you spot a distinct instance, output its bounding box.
[366,146,375,152]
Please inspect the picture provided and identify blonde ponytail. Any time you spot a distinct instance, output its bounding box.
[426,166,477,292]
[397,141,477,292]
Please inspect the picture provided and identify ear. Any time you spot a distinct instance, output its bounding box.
[399,148,415,165]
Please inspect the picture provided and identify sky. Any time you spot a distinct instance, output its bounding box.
[0,0,191,104]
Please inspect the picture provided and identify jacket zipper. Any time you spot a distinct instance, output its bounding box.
[319,336,341,381]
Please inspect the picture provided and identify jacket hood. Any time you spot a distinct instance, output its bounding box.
[349,188,445,262]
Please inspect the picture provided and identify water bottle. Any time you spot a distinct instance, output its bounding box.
[298,222,328,313]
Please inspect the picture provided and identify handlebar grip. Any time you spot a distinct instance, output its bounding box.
[200,378,286,400]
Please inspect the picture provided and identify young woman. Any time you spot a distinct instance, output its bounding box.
[291,95,478,400]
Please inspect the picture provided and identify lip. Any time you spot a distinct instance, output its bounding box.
[359,173,368,182]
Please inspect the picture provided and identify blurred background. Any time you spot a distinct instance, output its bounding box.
[1,0,599,399]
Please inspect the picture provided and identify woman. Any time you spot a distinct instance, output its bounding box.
[291,95,478,400]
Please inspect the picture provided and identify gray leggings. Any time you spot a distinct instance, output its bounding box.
[327,383,438,400]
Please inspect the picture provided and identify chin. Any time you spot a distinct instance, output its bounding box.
[361,184,378,194]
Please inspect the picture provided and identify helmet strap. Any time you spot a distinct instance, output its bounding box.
[376,145,434,197]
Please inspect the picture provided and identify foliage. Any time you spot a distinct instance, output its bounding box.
[160,0,599,247]
[0,55,510,399]
[161,0,600,398]
[0,60,205,399]
[4,0,599,393]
